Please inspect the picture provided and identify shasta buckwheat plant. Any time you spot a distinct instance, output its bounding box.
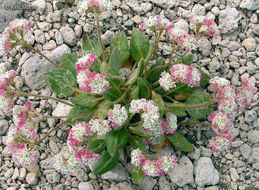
[0,0,258,184]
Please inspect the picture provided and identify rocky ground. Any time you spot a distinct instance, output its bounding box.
[0,0,259,189]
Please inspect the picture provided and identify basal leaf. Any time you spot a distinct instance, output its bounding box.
[137,77,150,99]
[131,166,144,184]
[108,49,121,71]
[66,106,93,126]
[61,53,78,77]
[90,139,106,154]
[70,93,98,108]
[166,132,194,152]
[93,152,119,175]
[82,37,103,57]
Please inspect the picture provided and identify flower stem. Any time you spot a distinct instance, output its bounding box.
[95,13,106,62]
[22,41,60,68]
[167,98,217,109]
[16,91,74,107]
[168,41,176,65]
[31,121,66,148]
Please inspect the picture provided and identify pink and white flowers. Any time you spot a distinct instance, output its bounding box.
[170,64,201,87]
[161,112,178,134]
[78,0,112,14]
[139,16,171,32]
[89,119,111,135]
[210,135,233,153]
[108,104,128,129]
[159,72,176,91]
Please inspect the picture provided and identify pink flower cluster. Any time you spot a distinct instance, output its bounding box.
[75,53,109,95]
[131,149,178,177]
[129,99,163,142]
[208,76,257,152]
[108,104,128,129]
[170,64,201,88]
[0,19,33,56]
[167,26,198,53]
[161,112,178,134]
[190,16,220,37]
[0,70,17,113]
[78,0,112,14]
[159,72,176,91]
[139,16,171,33]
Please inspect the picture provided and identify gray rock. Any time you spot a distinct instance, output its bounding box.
[194,157,219,187]
[174,19,189,33]
[19,168,27,181]
[0,119,8,136]
[74,25,82,38]
[101,164,128,181]
[252,24,259,36]
[242,38,256,51]
[240,0,259,11]
[249,147,259,164]
[230,168,239,182]
[11,168,19,180]
[21,44,71,90]
[0,0,25,33]
[5,168,14,179]
[46,172,61,183]
[43,40,57,51]
[78,182,94,190]
[141,2,152,13]
[37,22,52,32]
[247,130,259,143]
[126,0,142,13]
[152,0,179,8]
[159,176,171,190]
[101,31,114,46]
[54,184,64,190]
[52,103,72,118]
[34,29,46,44]
[192,4,206,16]
[46,11,62,23]
[26,173,38,185]
[198,38,212,57]
[49,140,59,154]
[139,177,157,190]
[40,157,55,169]
[188,146,201,160]
[60,26,76,46]
[219,8,241,34]
[55,30,64,45]
[32,0,46,14]
[245,110,257,123]
[169,156,194,187]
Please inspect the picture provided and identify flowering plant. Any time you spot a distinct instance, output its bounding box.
[0,0,257,184]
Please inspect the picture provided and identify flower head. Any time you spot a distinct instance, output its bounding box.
[13,148,39,168]
[75,149,100,165]
[108,104,128,129]
[170,64,201,87]
[161,112,177,134]
[157,153,178,174]
[89,119,111,135]
[142,160,162,177]
[75,53,97,72]
[159,72,176,91]
[78,0,112,14]
[210,135,232,152]
[140,16,171,33]
[131,149,146,167]
[167,26,187,44]
[55,150,79,175]
[209,111,233,136]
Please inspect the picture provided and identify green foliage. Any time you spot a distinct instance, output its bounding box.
[105,128,128,156]
[245,187,259,190]
[130,30,150,62]
[82,37,103,57]
[146,59,166,82]
[129,127,150,138]
[128,135,146,152]
[125,60,144,86]
[93,152,119,175]
[129,85,139,100]
[100,62,119,76]
[70,93,98,108]
[181,54,193,65]
[66,106,93,126]
[90,139,106,154]
[166,132,194,152]
[131,166,145,184]
[110,32,130,65]
[44,69,76,97]
[165,105,187,117]
[61,53,78,77]
[137,77,150,99]
[108,49,121,71]
[185,91,212,119]
[103,79,122,101]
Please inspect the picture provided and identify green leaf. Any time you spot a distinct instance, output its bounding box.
[103,78,122,101]
[61,53,78,77]
[66,106,93,126]
[146,59,166,82]
[90,61,100,73]
[90,139,106,154]
[100,62,119,76]
[166,132,194,152]
[152,91,165,114]
[137,77,150,99]
[129,85,139,101]
[55,2,64,9]
[44,69,76,97]
[110,32,130,65]
[93,152,119,175]
[131,167,144,184]
[108,49,121,71]
[181,54,193,65]
[129,127,150,138]
[185,91,212,119]
[130,30,150,62]
[199,69,211,88]
[128,135,145,152]
[165,105,186,117]
[105,128,128,156]
[125,60,144,86]
[245,187,259,190]
[82,37,102,57]
[70,93,98,108]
